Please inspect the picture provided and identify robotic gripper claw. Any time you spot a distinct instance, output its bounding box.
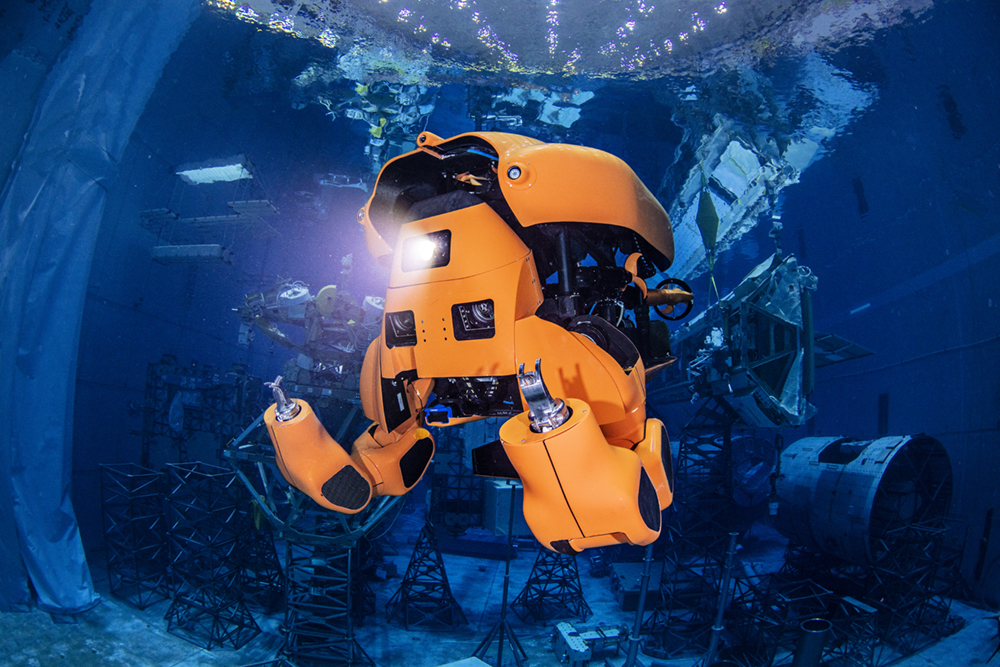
[518,359,571,433]
[265,376,300,422]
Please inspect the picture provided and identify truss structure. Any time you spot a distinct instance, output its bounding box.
[725,574,834,666]
[512,548,592,623]
[223,403,403,664]
[773,523,965,667]
[241,519,285,614]
[163,461,261,650]
[716,520,965,667]
[100,463,169,609]
[284,541,373,666]
[385,521,467,629]
[643,398,739,659]
[140,354,260,467]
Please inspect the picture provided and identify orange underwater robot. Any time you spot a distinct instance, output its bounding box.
[264,131,692,554]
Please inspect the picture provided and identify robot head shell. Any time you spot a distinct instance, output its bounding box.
[357,132,674,271]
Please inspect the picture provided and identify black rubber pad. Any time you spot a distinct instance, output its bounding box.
[381,378,411,433]
[400,437,434,488]
[638,467,661,532]
[321,466,370,511]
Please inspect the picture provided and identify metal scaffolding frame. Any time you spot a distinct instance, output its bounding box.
[642,397,739,659]
[725,574,834,667]
[284,540,373,667]
[385,521,467,629]
[100,463,170,610]
[712,518,965,667]
[163,461,261,650]
[241,518,285,614]
[430,427,485,534]
[352,536,380,622]
[668,398,739,551]
[642,546,721,659]
[223,402,403,665]
[826,594,887,667]
[771,523,966,667]
[511,548,592,624]
[140,355,260,467]
[867,523,965,651]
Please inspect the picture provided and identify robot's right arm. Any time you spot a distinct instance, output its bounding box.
[264,386,374,513]
[263,338,436,514]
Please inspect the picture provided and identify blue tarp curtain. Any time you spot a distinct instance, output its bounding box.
[0,0,200,613]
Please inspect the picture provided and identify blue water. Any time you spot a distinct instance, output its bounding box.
[2,0,998,642]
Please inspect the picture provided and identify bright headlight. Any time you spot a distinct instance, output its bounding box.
[401,230,451,272]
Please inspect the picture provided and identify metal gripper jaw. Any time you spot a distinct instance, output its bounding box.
[265,375,300,422]
[518,359,571,433]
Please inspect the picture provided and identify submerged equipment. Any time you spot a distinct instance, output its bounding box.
[264,132,693,553]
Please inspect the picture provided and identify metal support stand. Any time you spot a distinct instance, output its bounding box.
[385,520,467,629]
[623,543,655,667]
[703,532,739,667]
[474,480,528,667]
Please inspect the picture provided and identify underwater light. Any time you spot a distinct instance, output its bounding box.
[401,230,451,271]
[176,155,253,185]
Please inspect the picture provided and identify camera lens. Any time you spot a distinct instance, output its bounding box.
[471,300,494,324]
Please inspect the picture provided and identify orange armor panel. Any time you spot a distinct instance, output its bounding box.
[264,399,372,514]
[500,398,661,553]
[359,131,673,271]
[351,424,435,498]
[381,203,543,380]
[514,316,644,428]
